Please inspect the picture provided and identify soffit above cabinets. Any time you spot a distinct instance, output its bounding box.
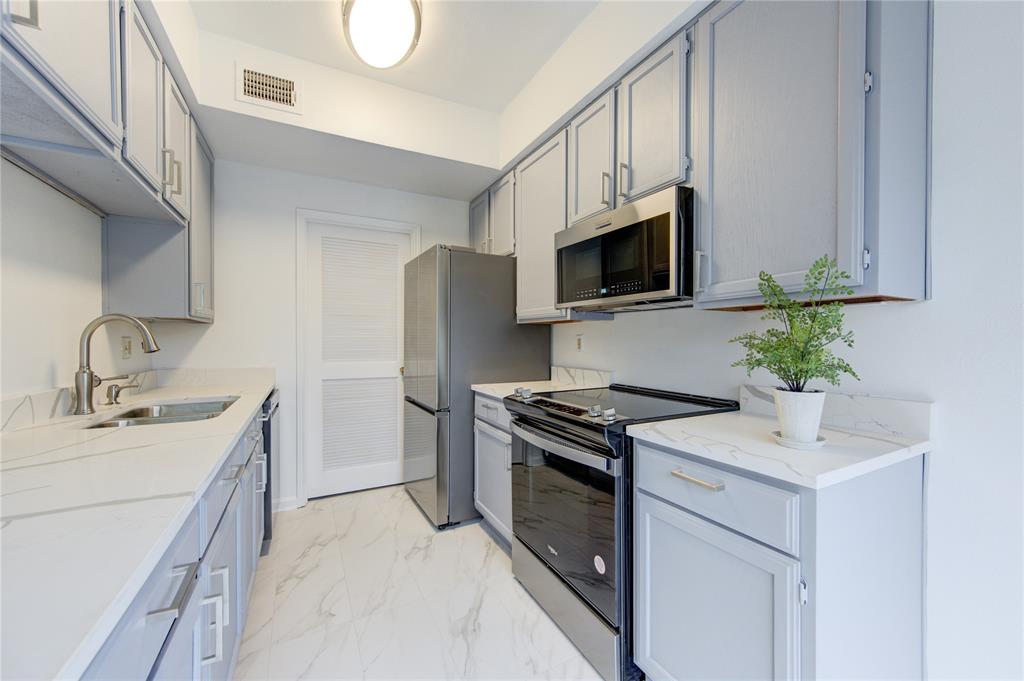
[190,0,598,112]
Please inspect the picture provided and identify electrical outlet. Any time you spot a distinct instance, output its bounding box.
[121,336,132,359]
[575,334,584,352]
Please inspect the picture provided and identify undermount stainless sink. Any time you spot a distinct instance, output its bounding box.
[86,398,239,429]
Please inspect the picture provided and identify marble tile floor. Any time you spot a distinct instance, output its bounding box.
[234,484,602,681]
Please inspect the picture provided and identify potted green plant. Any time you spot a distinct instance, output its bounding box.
[730,255,859,447]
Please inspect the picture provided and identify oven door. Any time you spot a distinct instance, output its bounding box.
[510,420,621,627]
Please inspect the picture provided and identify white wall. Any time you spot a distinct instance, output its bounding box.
[0,161,152,400]
[553,2,1024,677]
[152,160,468,510]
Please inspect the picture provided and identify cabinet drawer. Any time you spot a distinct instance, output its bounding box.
[635,444,799,556]
[83,511,201,680]
[201,441,245,554]
[474,395,511,432]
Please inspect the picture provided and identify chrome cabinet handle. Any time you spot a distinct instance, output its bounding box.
[617,162,629,198]
[146,561,200,621]
[11,0,39,28]
[671,468,724,492]
[221,464,244,485]
[600,171,610,206]
[211,565,231,625]
[171,159,183,196]
[161,149,175,187]
[200,595,224,666]
[694,250,705,294]
[256,457,268,493]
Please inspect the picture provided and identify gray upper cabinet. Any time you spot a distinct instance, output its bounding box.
[488,172,515,256]
[616,33,688,205]
[123,1,164,191]
[190,124,214,320]
[634,492,800,680]
[515,130,568,323]
[1,0,122,146]
[162,66,191,220]
[692,0,868,305]
[469,191,490,254]
[567,89,615,224]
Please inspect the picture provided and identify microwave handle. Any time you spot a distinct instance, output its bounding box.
[511,422,620,477]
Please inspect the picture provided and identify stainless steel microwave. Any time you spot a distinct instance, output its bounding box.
[555,185,693,312]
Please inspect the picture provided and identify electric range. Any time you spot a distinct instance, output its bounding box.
[503,384,738,681]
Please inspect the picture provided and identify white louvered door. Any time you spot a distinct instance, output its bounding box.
[304,222,411,498]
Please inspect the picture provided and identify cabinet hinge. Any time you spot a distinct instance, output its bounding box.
[862,248,872,270]
[683,37,691,56]
[799,580,808,606]
[864,71,874,94]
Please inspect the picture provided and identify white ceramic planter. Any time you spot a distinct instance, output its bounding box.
[773,388,826,444]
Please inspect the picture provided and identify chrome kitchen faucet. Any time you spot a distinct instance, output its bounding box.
[72,314,160,416]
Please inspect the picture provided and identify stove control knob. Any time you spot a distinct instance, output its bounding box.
[513,387,524,397]
[602,408,617,421]
[520,388,533,399]
[587,405,602,418]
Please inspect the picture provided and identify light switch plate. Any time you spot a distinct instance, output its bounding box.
[121,336,132,359]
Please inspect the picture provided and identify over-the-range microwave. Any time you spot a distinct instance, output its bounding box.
[555,185,693,312]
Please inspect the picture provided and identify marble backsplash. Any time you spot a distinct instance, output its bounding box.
[740,385,933,438]
[550,365,614,387]
[0,368,274,431]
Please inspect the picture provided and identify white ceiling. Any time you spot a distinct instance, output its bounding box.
[191,0,599,112]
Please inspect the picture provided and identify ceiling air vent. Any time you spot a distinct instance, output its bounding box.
[235,63,303,115]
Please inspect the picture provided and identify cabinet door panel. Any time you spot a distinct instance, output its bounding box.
[515,130,568,322]
[617,34,687,203]
[163,66,191,220]
[190,125,214,320]
[469,192,490,254]
[634,493,800,680]
[2,0,122,144]
[693,0,866,304]
[473,419,512,543]
[568,90,615,224]
[200,492,240,681]
[123,1,163,190]
[489,172,515,256]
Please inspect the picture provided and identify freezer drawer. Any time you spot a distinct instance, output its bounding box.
[403,398,449,526]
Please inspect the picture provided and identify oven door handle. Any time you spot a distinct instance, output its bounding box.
[511,423,620,477]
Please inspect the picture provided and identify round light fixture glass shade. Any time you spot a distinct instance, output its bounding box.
[342,0,421,69]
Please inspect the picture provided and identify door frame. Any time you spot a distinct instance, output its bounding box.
[295,208,420,507]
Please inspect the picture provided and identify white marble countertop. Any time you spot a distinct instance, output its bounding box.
[472,366,611,400]
[0,370,275,680]
[627,411,930,490]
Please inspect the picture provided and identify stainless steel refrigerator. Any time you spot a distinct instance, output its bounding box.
[403,245,550,528]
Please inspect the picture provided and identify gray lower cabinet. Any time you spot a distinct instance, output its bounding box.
[634,493,800,680]
[473,415,512,543]
[1,0,122,146]
[616,33,688,204]
[200,487,241,681]
[84,414,266,681]
[692,0,928,307]
[470,191,490,254]
[488,171,515,256]
[633,441,925,680]
[567,89,615,224]
[515,130,569,323]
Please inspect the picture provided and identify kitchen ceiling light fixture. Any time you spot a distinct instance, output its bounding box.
[342,0,422,69]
